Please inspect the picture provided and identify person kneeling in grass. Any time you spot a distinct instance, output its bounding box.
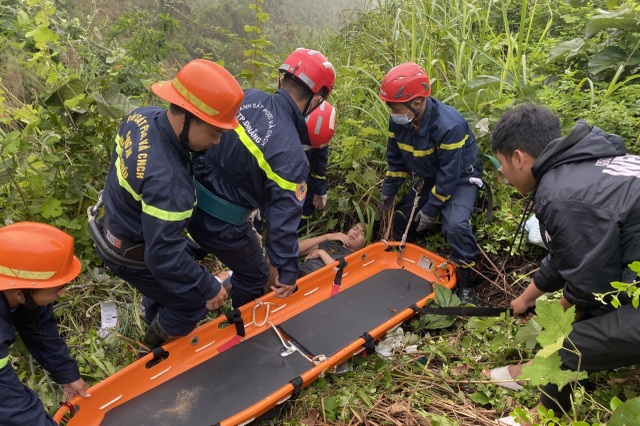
[486,103,640,425]
[0,222,91,425]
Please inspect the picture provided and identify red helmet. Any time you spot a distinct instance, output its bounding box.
[378,62,431,103]
[306,101,336,148]
[0,222,81,290]
[279,48,336,98]
[152,59,244,130]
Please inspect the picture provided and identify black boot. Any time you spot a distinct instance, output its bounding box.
[140,315,173,355]
[456,267,477,305]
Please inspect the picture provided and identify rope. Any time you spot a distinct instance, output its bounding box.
[248,209,263,248]
[398,178,424,257]
[252,300,276,327]
[268,322,294,352]
[253,301,330,365]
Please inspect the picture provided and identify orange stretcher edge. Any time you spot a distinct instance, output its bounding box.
[53,241,456,425]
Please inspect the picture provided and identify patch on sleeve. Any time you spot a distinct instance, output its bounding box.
[295,182,307,202]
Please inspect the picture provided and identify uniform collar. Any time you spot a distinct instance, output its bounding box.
[275,88,311,146]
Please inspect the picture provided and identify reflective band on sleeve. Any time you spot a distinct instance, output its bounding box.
[234,126,298,192]
[114,135,195,222]
[310,173,326,180]
[386,171,409,178]
[431,186,450,202]
[388,131,395,138]
[0,356,8,369]
[397,143,435,157]
[0,266,55,280]
[440,134,468,150]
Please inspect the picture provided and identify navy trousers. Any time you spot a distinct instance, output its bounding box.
[188,217,270,309]
[392,178,480,265]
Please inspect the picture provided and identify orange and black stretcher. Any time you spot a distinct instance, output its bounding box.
[54,242,456,426]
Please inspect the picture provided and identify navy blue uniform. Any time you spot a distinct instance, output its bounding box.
[382,97,482,265]
[188,89,309,308]
[302,146,329,217]
[101,106,221,336]
[0,297,80,425]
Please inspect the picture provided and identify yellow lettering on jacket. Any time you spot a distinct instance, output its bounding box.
[136,153,147,179]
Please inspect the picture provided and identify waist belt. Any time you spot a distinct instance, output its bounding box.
[194,179,252,226]
[103,212,146,262]
[463,157,480,174]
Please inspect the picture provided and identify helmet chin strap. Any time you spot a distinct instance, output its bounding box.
[407,98,424,118]
[303,95,323,117]
[23,290,38,311]
[179,112,193,151]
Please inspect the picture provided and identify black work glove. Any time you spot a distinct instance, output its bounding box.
[379,195,395,212]
[414,210,435,232]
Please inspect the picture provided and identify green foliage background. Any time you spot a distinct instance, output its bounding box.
[1,0,639,424]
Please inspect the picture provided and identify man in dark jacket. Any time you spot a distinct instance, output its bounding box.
[378,62,483,304]
[98,60,244,350]
[490,103,640,419]
[188,48,336,308]
[0,222,90,425]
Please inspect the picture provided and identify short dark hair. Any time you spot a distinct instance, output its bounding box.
[490,103,562,159]
[281,73,317,102]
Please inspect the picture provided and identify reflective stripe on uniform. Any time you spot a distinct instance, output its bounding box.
[440,134,468,150]
[114,135,194,222]
[397,142,436,157]
[431,186,450,202]
[234,126,298,192]
[386,171,408,178]
[310,173,326,180]
[0,356,8,369]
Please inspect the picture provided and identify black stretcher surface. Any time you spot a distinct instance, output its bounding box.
[102,330,312,426]
[279,268,433,357]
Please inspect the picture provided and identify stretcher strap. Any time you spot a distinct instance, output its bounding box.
[145,347,169,369]
[361,332,375,356]
[253,376,305,423]
[225,309,245,337]
[331,258,348,296]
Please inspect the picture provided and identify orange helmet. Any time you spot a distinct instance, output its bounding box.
[279,48,336,98]
[0,222,81,290]
[379,62,431,103]
[306,101,336,148]
[152,59,244,130]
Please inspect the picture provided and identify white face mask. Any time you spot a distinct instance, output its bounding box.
[390,112,413,125]
[390,99,422,126]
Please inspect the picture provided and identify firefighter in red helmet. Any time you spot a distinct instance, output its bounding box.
[187,48,336,309]
[378,62,483,304]
[301,101,337,222]
[0,222,90,425]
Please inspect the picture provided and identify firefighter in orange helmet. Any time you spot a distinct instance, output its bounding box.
[301,101,337,223]
[93,59,245,350]
[0,222,90,425]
